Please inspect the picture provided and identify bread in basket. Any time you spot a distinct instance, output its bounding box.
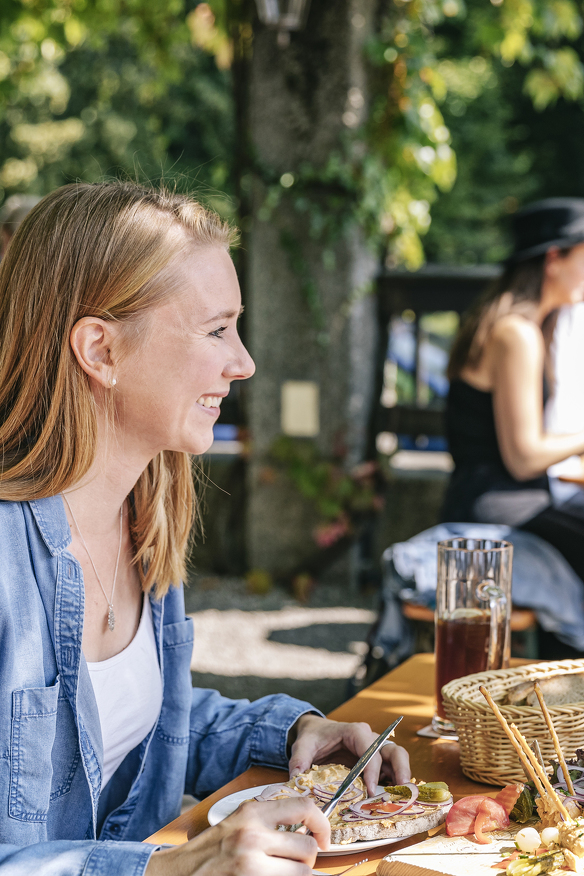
[442,658,584,786]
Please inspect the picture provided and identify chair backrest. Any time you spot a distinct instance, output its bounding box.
[367,265,500,458]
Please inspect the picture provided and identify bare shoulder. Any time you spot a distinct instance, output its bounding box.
[489,314,543,355]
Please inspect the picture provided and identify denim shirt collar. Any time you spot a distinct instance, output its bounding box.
[29,494,72,556]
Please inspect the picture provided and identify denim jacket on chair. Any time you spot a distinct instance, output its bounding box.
[0,496,319,875]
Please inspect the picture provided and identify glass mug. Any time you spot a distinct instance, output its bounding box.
[432,537,513,736]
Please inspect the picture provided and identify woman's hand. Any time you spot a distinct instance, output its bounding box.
[288,714,411,797]
[145,797,330,876]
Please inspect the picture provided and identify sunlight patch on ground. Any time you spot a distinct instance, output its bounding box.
[189,606,376,680]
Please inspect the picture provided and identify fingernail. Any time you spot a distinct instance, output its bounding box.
[290,768,300,778]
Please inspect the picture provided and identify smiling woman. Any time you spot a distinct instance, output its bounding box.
[0,181,410,876]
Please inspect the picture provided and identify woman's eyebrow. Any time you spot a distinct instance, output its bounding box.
[203,306,245,323]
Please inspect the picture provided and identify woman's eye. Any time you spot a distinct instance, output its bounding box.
[209,326,227,338]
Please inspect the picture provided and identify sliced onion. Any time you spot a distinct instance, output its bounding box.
[310,781,362,803]
[255,783,307,801]
[557,766,584,792]
[416,799,453,808]
[552,782,584,803]
[341,802,425,822]
[342,811,372,821]
[560,765,584,782]
[292,777,314,796]
[257,784,288,800]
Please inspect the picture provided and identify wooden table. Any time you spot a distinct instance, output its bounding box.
[146,653,533,875]
[559,466,584,486]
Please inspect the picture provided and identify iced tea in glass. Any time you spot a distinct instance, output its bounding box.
[432,538,513,735]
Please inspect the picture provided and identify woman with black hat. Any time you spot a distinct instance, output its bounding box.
[442,198,584,653]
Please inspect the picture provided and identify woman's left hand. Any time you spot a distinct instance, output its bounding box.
[287,714,411,797]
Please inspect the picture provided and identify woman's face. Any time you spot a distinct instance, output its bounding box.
[114,246,254,458]
[547,242,584,306]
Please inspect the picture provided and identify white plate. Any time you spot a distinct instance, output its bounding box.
[207,784,412,857]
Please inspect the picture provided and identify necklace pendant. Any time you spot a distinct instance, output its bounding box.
[107,605,115,632]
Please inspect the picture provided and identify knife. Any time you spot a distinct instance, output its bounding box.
[289,715,404,833]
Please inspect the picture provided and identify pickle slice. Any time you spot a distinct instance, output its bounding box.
[384,782,451,803]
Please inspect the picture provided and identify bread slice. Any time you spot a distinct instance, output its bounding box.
[268,764,452,845]
[329,803,450,845]
[504,673,584,707]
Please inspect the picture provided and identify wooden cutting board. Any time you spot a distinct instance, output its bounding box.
[376,822,533,876]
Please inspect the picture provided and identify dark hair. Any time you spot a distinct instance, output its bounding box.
[448,254,549,380]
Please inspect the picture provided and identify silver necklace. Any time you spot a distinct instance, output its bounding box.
[63,494,123,632]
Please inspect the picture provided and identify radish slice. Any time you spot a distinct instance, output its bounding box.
[341,802,426,822]
[347,783,420,820]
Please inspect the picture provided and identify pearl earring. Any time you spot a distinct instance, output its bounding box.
[111,377,117,387]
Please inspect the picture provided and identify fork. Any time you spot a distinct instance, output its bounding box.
[312,858,369,875]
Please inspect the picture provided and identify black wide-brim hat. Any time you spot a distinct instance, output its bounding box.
[509,197,584,263]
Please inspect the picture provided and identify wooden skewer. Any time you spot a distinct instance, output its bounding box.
[510,723,572,822]
[479,686,546,797]
[534,682,575,797]
[531,739,546,775]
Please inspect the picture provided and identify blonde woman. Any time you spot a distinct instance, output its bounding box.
[0,183,409,875]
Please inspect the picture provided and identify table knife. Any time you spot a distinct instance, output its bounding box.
[289,715,404,833]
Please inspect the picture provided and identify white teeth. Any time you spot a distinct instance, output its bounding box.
[197,396,222,408]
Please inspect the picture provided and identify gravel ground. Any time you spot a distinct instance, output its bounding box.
[185,575,379,715]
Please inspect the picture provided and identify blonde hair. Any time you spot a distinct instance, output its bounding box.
[0,181,235,598]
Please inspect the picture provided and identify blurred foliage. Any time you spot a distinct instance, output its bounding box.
[0,0,235,211]
[211,0,584,270]
[270,435,383,546]
[366,0,584,268]
[1,0,583,270]
[245,567,273,594]
[424,3,584,264]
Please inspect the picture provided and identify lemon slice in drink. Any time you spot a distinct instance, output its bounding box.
[449,608,486,620]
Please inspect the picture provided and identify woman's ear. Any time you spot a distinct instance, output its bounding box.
[544,246,562,279]
[70,317,119,388]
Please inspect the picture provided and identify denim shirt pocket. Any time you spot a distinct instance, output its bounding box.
[156,618,194,746]
[10,677,60,822]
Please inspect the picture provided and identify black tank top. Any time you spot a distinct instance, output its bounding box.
[441,379,549,522]
[446,379,505,467]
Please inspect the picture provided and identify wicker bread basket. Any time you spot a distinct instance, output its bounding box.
[442,658,584,786]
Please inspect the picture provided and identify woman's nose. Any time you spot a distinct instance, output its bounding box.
[225,337,255,381]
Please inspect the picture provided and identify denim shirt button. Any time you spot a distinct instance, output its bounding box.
[110,823,120,834]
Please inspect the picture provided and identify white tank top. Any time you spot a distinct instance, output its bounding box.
[87,596,163,788]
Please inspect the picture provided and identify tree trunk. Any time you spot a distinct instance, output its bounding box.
[246,0,379,578]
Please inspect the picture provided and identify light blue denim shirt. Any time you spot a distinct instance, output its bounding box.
[0,496,320,874]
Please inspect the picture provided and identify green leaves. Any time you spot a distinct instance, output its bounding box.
[0,0,234,207]
[366,0,584,268]
[1,0,584,275]
[270,436,381,541]
[524,46,584,108]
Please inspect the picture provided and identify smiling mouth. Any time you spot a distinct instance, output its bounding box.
[197,396,222,408]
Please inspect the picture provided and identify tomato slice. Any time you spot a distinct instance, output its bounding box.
[361,801,409,813]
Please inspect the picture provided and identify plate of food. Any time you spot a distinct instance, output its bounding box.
[207,764,453,856]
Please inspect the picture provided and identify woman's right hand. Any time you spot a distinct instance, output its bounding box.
[145,797,331,876]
